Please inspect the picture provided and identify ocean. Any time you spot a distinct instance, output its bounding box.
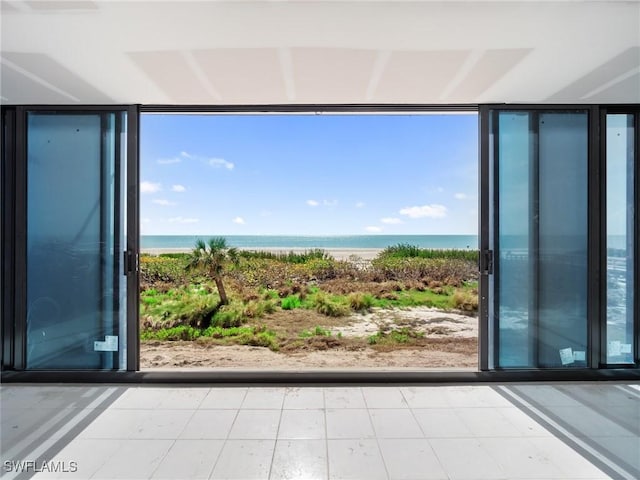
[141,235,479,250]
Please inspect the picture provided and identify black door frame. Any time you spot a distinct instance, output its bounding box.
[0,105,140,371]
[2,103,639,382]
[479,104,640,371]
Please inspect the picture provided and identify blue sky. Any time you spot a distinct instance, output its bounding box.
[140,113,478,235]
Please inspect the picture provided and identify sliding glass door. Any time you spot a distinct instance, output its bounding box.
[481,106,638,370]
[0,107,139,370]
[489,109,590,368]
[605,113,636,365]
[25,112,126,368]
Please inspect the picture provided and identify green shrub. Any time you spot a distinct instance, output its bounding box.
[368,327,424,345]
[141,325,202,341]
[212,303,245,328]
[140,254,190,288]
[347,292,375,311]
[140,285,219,329]
[378,244,478,262]
[239,249,332,264]
[281,295,302,310]
[370,256,476,286]
[453,290,479,312]
[312,291,350,317]
[300,326,332,338]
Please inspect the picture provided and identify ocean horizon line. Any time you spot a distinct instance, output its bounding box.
[141,234,479,251]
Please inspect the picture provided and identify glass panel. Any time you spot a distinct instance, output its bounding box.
[496,110,589,368]
[496,112,533,367]
[606,114,635,363]
[537,113,589,367]
[26,113,126,369]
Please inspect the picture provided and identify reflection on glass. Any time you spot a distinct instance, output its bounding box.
[606,114,635,364]
[496,111,589,368]
[537,113,588,367]
[497,112,532,367]
[26,113,125,369]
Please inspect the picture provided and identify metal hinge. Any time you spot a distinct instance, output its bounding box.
[479,249,493,275]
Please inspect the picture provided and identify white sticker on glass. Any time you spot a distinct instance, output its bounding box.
[608,341,622,357]
[94,335,119,352]
[573,351,586,361]
[559,347,574,365]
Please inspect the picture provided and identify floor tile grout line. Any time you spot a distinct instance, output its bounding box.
[267,388,287,479]
[400,387,453,479]
[147,387,211,479]
[323,388,331,480]
[363,387,392,480]
[207,388,248,479]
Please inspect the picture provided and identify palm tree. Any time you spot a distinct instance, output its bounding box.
[187,237,240,306]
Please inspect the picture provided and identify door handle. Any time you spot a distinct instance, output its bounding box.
[479,250,493,275]
[124,251,138,274]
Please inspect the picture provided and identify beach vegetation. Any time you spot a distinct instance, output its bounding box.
[140,285,219,329]
[140,254,191,291]
[186,237,240,308]
[368,327,425,346]
[347,292,375,312]
[141,325,203,341]
[299,326,332,338]
[281,295,302,310]
[452,288,479,312]
[142,324,280,351]
[379,244,478,262]
[139,239,479,356]
[311,291,351,317]
[239,249,332,263]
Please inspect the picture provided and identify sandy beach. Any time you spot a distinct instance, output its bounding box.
[142,247,383,261]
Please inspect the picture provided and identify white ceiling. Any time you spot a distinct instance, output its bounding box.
[1,0,639,105]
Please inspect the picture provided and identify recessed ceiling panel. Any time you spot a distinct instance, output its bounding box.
[192,48,287,103]
[584,72,640,103]
[0,63,75,103]
[25,1,98,11]
[2,52,112,103]
[447,48,532,102]
[1,2,19,13]
[372,50,469,103]
[548,47,640,102]
[292,48,377,103]
[128,51,216,104]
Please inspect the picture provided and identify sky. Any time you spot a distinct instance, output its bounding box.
[140,113,478,236]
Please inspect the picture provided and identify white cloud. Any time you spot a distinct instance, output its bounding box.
[399,204,447,219]
[209,158,235,170]
[141,181,161,194]
[171,184,186,192]
[168,216,199,224]
[454,193,468,200]
[232,216,245,225]
[306,200,320,207]
[157,157,181,165]
[152,199,176,206]
[380,217,403,225]
[158,151,233,170]
[365,226,383,233]
[355,202,365,208]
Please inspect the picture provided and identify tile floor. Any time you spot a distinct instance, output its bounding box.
[0,383,638,479]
